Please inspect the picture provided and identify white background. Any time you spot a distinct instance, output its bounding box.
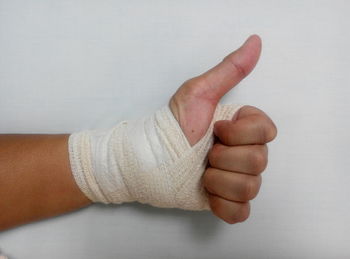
[0,0,349,258]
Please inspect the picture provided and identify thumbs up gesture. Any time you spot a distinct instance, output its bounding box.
[169,35,277,224]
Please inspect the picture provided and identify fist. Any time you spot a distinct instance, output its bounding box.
[203,105,277,224]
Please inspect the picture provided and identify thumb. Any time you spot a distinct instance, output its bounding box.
[194,34,262,103]
[169,35,262,146]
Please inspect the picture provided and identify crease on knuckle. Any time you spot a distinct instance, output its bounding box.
[228,203,250,224]
[221,124,233,144]
[258,116,278,143]
[257,120,268,144]
[249,147,267,174]
[237,203,250,222]
[203,168,215,192]
[266,121,278,142]
[225,57,247,78]
[208,144,221,167]
[241,179,254,201]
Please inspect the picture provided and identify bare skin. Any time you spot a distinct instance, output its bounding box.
[170,35,277,223]
[0,35,277,231]
[0,134,90,230]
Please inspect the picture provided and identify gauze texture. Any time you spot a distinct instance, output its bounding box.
[68,103,243,210]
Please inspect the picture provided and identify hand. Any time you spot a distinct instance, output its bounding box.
[169,35,277,223]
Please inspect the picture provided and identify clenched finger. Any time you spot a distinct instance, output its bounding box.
[214,105,277,145]
[204,167,262,202]
[208,193,250,224]
[208,143,268,175]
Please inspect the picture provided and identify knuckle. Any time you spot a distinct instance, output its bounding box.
[249,146,268,174]
[202,169,214,188]
[203,168,218,193]
[183,77,200,87]
[241,176,261,201]
[183,78,198,94]
[214,121,231,144]
[181,77,209,99]
[241,181,252,201]
[237,203,250,222]
[258,115,277,143]
[249,113,276,144]
[227,203,250,224]
[225,213,239,224]
[220,131,229,145]
[208,144,222,166]
[176,78,199,102]
[239,106,267,120]
[266,120,278,142]
[239,105,261,115]
[238,107,277,144]
[224,56,247,78]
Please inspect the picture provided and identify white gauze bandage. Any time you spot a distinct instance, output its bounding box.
[68,103,242,210]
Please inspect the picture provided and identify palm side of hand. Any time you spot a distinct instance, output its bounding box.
[169,35,262,146]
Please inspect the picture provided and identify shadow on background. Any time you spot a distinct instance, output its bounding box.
[0,201,223,259]
[95,201,223,242]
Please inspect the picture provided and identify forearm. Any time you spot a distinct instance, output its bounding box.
[0,134,91,231]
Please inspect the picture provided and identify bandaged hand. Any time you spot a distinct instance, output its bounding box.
[68,35,277,223]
